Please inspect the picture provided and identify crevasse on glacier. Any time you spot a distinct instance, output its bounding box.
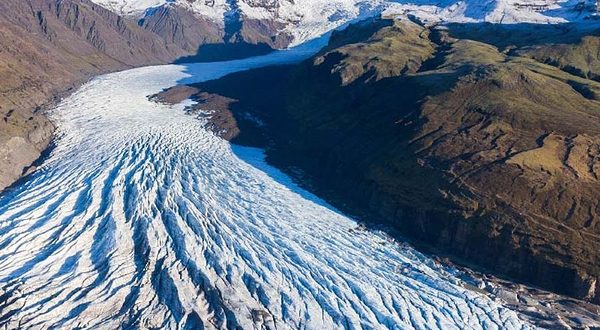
[0,37,533,329]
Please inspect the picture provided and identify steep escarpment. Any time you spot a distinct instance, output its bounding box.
[137,4,225,59]
[174,18,600,302]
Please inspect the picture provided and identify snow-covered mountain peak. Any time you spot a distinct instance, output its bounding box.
[90,0,384,21]
[90,0,600,47]
[92,0,600,22]
[91,0,389,45]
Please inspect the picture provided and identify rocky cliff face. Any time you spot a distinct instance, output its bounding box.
[176,18,600,302]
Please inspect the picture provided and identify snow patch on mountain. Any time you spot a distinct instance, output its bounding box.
[275,0,389,46]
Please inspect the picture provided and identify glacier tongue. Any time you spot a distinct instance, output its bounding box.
[0,37,533,329]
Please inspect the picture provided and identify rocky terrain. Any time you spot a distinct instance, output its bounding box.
[157,17,600,305]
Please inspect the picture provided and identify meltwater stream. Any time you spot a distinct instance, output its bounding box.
[0,38,533,329]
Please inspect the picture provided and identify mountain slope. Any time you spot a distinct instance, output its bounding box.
[172,18,600,302]
[0,0,201,192]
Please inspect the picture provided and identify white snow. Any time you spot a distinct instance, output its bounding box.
[0,35,536,329]
[382,0,588,25]
[91,0,169,16]
[90,0,600,46]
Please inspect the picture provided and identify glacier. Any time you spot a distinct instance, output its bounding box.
[0,36,536,329]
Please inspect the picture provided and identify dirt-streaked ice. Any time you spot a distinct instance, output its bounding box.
[0,37,534,329]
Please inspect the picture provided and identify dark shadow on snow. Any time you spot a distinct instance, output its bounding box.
[174,42,275,63]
